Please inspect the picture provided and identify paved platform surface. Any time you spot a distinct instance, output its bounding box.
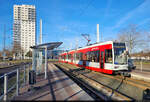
[13,63,94,101]
[131,69,150,82]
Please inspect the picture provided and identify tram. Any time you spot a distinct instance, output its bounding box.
[59,41,130,75]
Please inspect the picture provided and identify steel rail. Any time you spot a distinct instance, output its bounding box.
[61,62,150,90]
[55,64,107,101]
[116,75,150,87]
[58,62,150,100]
[55,63,133,101]
[80,73,133,100]
[92,71,150,90]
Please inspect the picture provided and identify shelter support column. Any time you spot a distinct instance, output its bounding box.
[39,51,43,73]
[32,49,37,71]
[37,50,42,75]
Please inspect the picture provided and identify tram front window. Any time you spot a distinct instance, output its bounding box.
[114,48,127,64]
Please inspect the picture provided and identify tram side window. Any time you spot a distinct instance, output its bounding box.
[86,51,99,62]
[95,50,100,62]
[64,55,66,60]
[79,53,83,60]
[68,54,71,59]
[105,49,112,63]
[61,55,65,60]
[75,53,83,60]
[73,53,76,60]
[86,52,91,61]
[91,51,99,62]
[63,55,65,60]
[76,53,79,60]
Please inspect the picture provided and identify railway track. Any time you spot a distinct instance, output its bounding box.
[54,63,133,101]
[0,62,31,76]
[54,64,109,101]
[91,71,150,90]
[61,62,150,88]
[0,63,32,84]
[54,62,150,101]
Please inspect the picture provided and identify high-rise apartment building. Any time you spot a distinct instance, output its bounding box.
[13,5,36,58]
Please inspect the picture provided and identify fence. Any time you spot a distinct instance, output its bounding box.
[0,63,31,100]
[132,59,150,72]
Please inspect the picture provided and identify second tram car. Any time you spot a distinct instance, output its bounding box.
[59,41,129,75]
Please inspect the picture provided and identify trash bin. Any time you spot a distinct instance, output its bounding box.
[29,70,36,85]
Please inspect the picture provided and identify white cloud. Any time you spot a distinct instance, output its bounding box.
[111,0,150,30]
[137,18,150,27]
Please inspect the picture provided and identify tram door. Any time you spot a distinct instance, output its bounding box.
[83,53,86,66]
[100,51,104,69]
[71,54,73,63]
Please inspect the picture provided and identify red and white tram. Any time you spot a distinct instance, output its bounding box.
[59,41,129,75]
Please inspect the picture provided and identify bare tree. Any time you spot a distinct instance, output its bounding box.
[25,50,32,57]
[5,49,13,57]
[0,51,2,57]
[117,24,147,54]
[12,41,24,59]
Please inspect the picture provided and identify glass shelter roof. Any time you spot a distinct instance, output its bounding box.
[30,42,63,50]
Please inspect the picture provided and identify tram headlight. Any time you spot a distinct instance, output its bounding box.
[114,66,119,69]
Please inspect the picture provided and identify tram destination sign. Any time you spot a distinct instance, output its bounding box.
[113,42,126,48]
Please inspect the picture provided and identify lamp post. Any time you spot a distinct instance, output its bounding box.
[3,26,13,61]
[140,57,142,72]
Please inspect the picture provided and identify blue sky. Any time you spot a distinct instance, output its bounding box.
[0,0,150,51]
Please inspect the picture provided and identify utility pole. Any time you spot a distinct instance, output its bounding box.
[101,26,102,42]
[40,19,42,44]
[3,25,6,61]
[97,24,99,43]
[39,19,43,74]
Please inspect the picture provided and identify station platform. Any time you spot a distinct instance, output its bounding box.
[13,63,93,101]
[130,69,150,82]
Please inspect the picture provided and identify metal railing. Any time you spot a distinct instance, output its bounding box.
[0,63,31,100]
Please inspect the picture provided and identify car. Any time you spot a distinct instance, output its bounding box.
[128,59,136,70]
[8,57,13,61]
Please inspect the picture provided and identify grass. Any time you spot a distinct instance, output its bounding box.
[0,59,32,68]
[0,59,31,63]
[133,61,150,65]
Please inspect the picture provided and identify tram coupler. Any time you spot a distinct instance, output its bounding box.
[114,71,131,77]
[120,72,131,77]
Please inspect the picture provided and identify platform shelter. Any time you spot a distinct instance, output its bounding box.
[30,42,63,79]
